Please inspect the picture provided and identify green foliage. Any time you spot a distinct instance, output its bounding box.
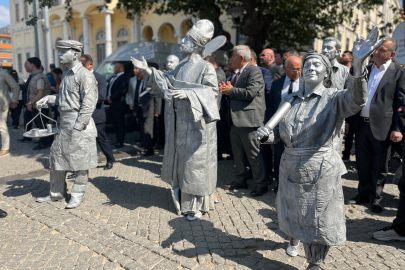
[30,0,395,52]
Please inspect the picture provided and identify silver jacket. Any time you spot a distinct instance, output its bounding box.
[50,64,98,171]
[264,73,367,246]
[145,58,220,199]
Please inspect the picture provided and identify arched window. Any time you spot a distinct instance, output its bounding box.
[96,29,106,64]
[117,27,129,48]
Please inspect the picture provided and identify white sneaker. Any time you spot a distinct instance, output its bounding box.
[187,211,202,221]
[286,239,300,257]
[373,226,405,241]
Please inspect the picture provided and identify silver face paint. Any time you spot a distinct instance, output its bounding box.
[166,55,180,71]
[303,58,327,86]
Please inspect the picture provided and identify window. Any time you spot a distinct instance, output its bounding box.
[97,44,105,64]
[117,27,129,48]
[96,30,106,64]
[15,4,20,22]
[24,2,29,20]
[18,54,22,72]
[346,37,350,51]
[117,28,128,38]
[26,52,30,60]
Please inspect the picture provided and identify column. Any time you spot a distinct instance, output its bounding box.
[44,6,53,70]
[131,14,141,43]
[53,46,59,67]
[89,23,94,60]
[81,15,90,53]
[62,19,69,39]
[102,9,114,57]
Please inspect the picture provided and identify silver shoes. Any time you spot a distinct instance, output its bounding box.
[36,196,65,203]
[65,193,85,209]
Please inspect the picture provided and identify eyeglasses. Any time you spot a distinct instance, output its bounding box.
[286,68,302,73]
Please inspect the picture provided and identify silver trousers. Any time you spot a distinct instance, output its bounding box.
[50,170,88,198]
[303,243,330,265]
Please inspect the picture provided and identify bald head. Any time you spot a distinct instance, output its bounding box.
[259,48,275,67]
[285,56,302,81]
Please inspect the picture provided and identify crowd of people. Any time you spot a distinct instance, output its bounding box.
[0,22,404,270]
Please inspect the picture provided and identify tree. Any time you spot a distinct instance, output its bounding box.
[29,0,400,53]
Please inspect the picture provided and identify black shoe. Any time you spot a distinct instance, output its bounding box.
[346,194,370,205]
[18,137,32,142]
[67,173,76,179]
[33,143,50,150]
[104,161,114,170]
[371,200,383,213]
[143,149,154,157]
[251,184,269,197]
[0,209,7,218]
[115,143,124,149]
[223,181,248,190]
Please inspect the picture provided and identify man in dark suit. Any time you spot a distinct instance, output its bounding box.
[220,45,267,197]
[348,38,405,213]
[133,69,161,156]
[259,48,285,81]
[80,55,115,169]
[266,56,302,191]
[106,62,128,149]
[251,50,274,183]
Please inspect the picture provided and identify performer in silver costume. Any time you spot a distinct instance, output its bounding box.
[256,28,382,270]
[322,37,350,89]
[36,40,98,209]
[166,55,180,72]
[131,20,220,221]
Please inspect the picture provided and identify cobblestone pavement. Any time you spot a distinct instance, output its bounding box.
[1,127,405,270]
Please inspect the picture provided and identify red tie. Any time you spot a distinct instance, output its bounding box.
[233,72,241,86]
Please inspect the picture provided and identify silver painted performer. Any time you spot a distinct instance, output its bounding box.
[36,40,98,209]
[322,37,350,89]
[256,28,382,270]
[131,20,219,221]
[166,55,180,71]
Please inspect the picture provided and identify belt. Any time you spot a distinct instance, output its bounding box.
[360,117,370,122]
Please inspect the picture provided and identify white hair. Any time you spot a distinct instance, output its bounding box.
[234,45,251,61]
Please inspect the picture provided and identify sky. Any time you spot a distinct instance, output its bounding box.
[0,0,10,28]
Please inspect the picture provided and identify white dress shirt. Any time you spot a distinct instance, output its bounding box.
[281,76,299,99]
[107,72,124,98]
[360,59,392,117]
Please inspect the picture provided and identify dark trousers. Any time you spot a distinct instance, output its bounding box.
[260,144,273,181]
[273,141,284,182]
[110,108,126,144]
[230,125,265,185]
[96,122,115,162]
[137,107,154,150]
[342,124,355,158]
[393,146,405,236]
[10,100,23,126]
[355,121,391,202]
[217,111,232,158]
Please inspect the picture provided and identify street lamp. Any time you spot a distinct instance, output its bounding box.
[227,6,244,45]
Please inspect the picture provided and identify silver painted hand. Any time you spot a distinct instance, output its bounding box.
[36,96,50,109]
[256,126,270,141]
[130,56,152,75]
[172,90,188,99]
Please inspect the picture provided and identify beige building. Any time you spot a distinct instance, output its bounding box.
[314,0,401,53]
[8,0,399,79]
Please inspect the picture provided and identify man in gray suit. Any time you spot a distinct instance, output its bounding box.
[259,48,286,81]
[133,68,162,156]
[219,45,267,197]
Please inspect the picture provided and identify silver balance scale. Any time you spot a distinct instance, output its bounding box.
[23,108,59,138]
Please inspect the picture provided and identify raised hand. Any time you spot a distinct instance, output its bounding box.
[352,27,384,63]
[130,56,152,75]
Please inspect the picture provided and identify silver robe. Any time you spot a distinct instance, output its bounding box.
[145,57,220,215]
[50,64,98,171]
[264,73,367,246]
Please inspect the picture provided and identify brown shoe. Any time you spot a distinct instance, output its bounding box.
[0,150,10,157]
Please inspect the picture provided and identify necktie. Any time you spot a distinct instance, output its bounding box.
[288,80,295,94]
[139,82,145,104]
[232,72,241,86]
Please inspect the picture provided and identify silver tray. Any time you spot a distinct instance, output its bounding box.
[23,128,59,138]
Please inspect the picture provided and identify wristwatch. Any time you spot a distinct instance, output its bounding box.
[28,101,32,105]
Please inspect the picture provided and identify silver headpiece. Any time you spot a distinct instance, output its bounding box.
[187,20,214,48]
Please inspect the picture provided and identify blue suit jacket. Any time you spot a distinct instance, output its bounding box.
[259,66,272,92]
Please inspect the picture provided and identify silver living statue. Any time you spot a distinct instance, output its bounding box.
[36,40,98,209]
[256,28,382,270]
[131,20,220,221]
[166,55,180,71]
